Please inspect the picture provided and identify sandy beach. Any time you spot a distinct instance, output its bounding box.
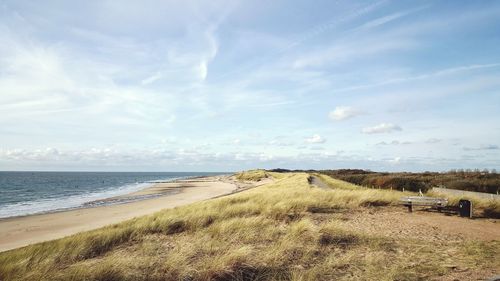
[0,176,239,252]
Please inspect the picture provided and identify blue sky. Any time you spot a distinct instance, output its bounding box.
[1,0,499,172]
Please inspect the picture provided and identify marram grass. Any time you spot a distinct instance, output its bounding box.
[0,172,498,281]
[235,169,272,181]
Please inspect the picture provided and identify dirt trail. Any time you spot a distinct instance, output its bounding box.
[433,187,500,200]
[310,175,330,189]
[343,207,499,242]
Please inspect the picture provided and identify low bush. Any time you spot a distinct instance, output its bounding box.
[315,169,500,194]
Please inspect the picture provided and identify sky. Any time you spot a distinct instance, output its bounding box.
[1,0,500,172]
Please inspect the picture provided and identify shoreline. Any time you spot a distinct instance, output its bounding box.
[0,174,230,221]
[0,175,238,252]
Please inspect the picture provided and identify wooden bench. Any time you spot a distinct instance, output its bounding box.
[400,196,448,212]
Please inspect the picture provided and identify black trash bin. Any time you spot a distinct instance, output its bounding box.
[458,199,472,218]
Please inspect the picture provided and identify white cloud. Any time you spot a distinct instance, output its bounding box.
[355,5,429,31]
[161,138,177,145]
[292,38,416,69]
[388,156,401,164]
[1,146,498,172]
[376,140,411,145]
[328,106,361,121]
[310,146,325,150]
[330,63,500,94]
[280,1,387,52]
[305,134,326,144]
[198,60,208,81]
[463,144,499,151]
[362,123,402,134]
[425,138,442,144]
[268,139,294,146]
[141,72,162,85]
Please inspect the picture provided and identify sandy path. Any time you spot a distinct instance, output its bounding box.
[342,207,500,242]
[338,207,499,280]
[0,177,237,252]
[310,175,330,189]
[433,187,500,200]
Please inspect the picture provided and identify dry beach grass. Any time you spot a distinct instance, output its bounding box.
[0,170,498,280]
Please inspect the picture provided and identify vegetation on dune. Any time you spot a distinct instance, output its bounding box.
[1,172,498,281]
[235,169,273,181]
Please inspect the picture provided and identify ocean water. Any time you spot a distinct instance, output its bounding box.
[0,171,222,219]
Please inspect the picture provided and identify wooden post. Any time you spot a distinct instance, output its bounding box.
[469,201,473,218]
[407,203,412,213]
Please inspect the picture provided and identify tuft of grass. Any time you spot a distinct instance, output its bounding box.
[235,169,271,181]
[0,172,498,281]
[318,221,360,247]
[313,173,364,190]
[483,200,500,218]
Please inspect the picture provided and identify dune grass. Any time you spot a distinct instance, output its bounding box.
[0,172,498,281]
[235,169,273,181]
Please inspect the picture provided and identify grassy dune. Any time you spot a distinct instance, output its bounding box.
[0,171,498,280]
[235,169,276,181]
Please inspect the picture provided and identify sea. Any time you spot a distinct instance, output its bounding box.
[0,171,224,219]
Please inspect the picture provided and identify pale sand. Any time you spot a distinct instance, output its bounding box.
[0,176,237,252]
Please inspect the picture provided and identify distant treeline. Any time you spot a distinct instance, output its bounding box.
[268,168,500,194]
